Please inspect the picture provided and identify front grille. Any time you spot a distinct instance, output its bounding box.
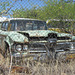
[29,37,47,41]
[48,33,57,38]
[29,42,47,54]
[55,42,75,50]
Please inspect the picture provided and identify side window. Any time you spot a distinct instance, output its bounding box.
[1,22,9,30]
[10,22,17,31]
[2,23,5,29]
[10,22,15,31]
[5,22,8,30]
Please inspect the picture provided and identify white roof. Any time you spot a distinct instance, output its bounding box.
[0,17,43,22]
[0,17,7,22]
[7,18,43,21]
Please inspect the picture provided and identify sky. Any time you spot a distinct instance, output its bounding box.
[0,0,45,17]
[10,0,45,9]
[0,0,75,17]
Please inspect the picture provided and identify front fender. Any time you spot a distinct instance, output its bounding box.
[4,32,28,47]
[4,36,13,47]
[8,32,28,43]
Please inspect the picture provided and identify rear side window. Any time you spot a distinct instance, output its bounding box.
[10,22,16,31]
[1,22,9,30]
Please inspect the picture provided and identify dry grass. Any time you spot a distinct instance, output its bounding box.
[27,60,75,75]
[0,52,75,75]
[0,59,75,75]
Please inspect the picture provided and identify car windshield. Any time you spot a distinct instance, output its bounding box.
[10,20,47,31]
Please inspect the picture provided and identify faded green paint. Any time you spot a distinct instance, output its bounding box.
[18,30,58,37]
[8,32,28,43]
[57,33,72,38]
[72,36,75,41]
[0,30,57,46]
[0,29,75,47]
[57,32,75,41]
[0,30,28,46]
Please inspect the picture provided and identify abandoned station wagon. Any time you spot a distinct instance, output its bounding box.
[0,17,75,63]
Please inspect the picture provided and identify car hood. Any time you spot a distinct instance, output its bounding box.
[57,33,75,41]
[18,30,58,37]
[72,36,75,41]
[57,33,72,38]
[7,31,28,43]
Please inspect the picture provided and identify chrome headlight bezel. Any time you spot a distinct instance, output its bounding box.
[11,43,28,52]
[16,45,22,52]
[23,45,28,51]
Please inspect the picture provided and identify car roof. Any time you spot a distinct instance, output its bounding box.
[0,17,8,22]
[8,18,42,21]
[0,17,44,22]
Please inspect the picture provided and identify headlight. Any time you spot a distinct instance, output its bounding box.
[70,43,74,49]
[16,45,22,51]
[23,45,28,51]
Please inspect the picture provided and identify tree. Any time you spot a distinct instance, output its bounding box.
[0,2,10,16]
[0,0,18,17]
[12,0,75,31]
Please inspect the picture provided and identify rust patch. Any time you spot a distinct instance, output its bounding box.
[11,66,30,74]
[66,54,75,60]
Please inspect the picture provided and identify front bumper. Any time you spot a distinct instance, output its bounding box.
[12,41,75,61]
[12,52,47,62]
[56,50,75,60]
[55,41,75,50]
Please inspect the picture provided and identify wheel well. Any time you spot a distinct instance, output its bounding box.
[24,33,29,38]
[5,42,9,49]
